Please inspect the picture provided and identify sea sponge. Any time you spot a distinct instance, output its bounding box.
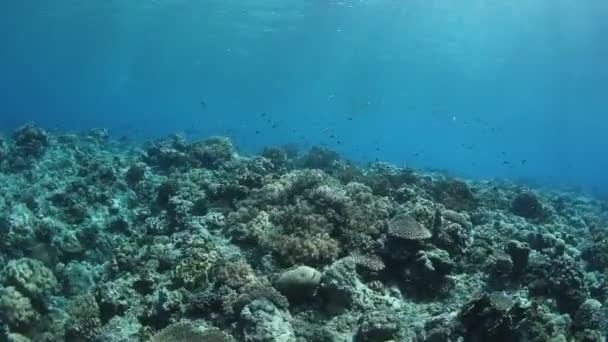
[388,214,432,240]
[1,258,59,300]
[0,286,40,329]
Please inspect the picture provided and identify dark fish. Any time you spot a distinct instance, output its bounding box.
[255,130,261,134]
[375,147,381,151]
[521,159,527,165]
[260,112,267,117]
[337,140,342,144]
[200,100,207,109]
[347,116,353,121]
[329,134,335,139]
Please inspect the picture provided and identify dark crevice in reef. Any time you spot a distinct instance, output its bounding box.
[0,124,607,341]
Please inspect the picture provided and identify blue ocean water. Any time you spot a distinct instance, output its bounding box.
[1,0,607,195]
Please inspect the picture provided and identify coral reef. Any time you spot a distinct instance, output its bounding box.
[511,192,546,220]
[0,124,607,341]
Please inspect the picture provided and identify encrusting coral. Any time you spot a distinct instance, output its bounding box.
[0,124,607,341]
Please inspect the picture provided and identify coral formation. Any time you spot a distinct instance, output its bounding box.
[511,192,546,220]
[0,124,606,341]
[0,286,39,330]
[388,214,432,240]
[276,265,321,300]
[150,322,234,342]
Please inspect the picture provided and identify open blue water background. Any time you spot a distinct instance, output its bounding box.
[1,0,607,195]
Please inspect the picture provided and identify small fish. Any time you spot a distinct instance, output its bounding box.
[255,130,261,134]
[200,100,207,109]
[375,147,381,152]
[347,116,353,121]
[521,159,527,165]
[337,140,342,144]
[329,134,335,139]
[260,112,267,117]
[271,123,278,128]
[503,161,510,165]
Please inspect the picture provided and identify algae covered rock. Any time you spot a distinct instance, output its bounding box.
[276,266,321,299]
